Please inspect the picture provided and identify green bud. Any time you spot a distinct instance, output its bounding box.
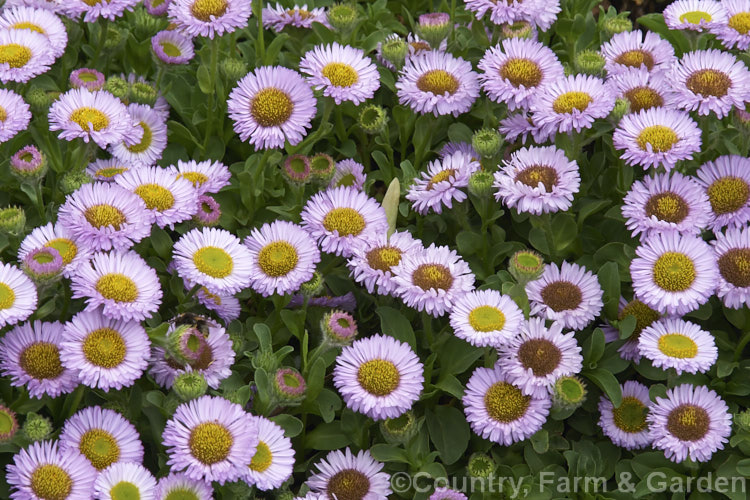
[10,145,47,181]
[104,26,123,49]
[222,389,245,406]
[501,21,535,40]
[552,375,587,411]
[468,452,496,479]
[0,404,19,442]
[221,58,248,83]
[0,206,25,235]
[129,81,158,106]
[472,128,502,158]
[417,12,451,48]
[60,169,94,195]
[509,249,544,284]
[25,87,50,112]
[273,367,307,403]
[733,106,750,133]
[321,310,358,347]
[381,35,408,69]
[299,271,324,297]
[468,170,494,198]
[253,350,279,373]
[610,98,630,121]
[310,153,336,182]
[380,411,418,444]
[105,76,130,101]
[327,3,359,33]
[575,50,606,76]
[166,325,208,365]
[359,104,388,135]
[173,372,209,401]
[133,6,166,39]
[22,413,52,442]
[735,410,750,432]
[602,16,633,39]
[225,480,253,499]
[282,154,312,185]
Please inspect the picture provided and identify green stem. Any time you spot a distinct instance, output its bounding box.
[92,19,109,66]
[421,311,434,347]
[155,66,165,91]
[334,106,347,141]
[254,0,265,63]
[734,331,750,362]
[202,38,220,156]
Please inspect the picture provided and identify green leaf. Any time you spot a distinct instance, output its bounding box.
[582,328,605,366]
[369,444,410,463]
[376,306,416,349]
[551,213,577,253]
[598,261,620,319]
[530,429,549,454]
[382,178,400,237]
[270,414,304,438]
[584,368,622,407]
[253,323,272,352]
[196,64,212,94]
[149,226,173,259]
[305,422,350,450]
[425,406,470,465]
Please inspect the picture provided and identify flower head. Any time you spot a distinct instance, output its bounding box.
[300,42,380,105]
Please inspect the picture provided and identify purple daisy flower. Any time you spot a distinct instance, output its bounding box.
[638,318,717,374]
[498,318,583,397]
[155,473,214,500]
[145,0,170,15]
[498,111,553,144]
[478,38,564,111]
[612,107,702,171]
[68,0,137,22]
[301,186,388,258]
[243,416,295,491]
[430,487,468,500]
[630,232,718,316]
[0,6,68,58]
[347,230,423,295]
[10,145,44,175]
[529,74,615,136]
[59,406,144,471]
[69,68,105,91]
[95,462,156,499]
[439,141,479,161]
[0,321,79,399]
[151,30,194,64]
[6,440,97,500]
[391,243,475,317]
[61,310,150,391]
[0,89,31,143]
[462,364,551,445]
[493,145,580,215]
[396,50,479,117]
[228,66,317,150]
[648,384,732,463]
[333,334,424,421]
[0,262,38,329]
[167,0,251,38]
[713,226,750,308]
[193,283,241,324]
[193,195,221,226]
[669,49,750,118]
[449,289,524,348]
[0,29,53,84]
[696,155,750,231]
[321,310,358,345]
[608,67,680,114]
[21,247,64,282]
[598,381,652,450]
[109,103,168,168]
[330,159,366,190]
[663,0,727,31]
[600,30,675,77]
[263,3,329,31]
[526,261,603,331]
[710,0,750,50]
[406,151,481,215]
[274,367,306,399]
[621,172,711,239]
[162,395,259,484]
[71,250,163,322]
[300,42,380,105]
[86,158,132,183]
[307,448,392,499]
[168,158,231,195]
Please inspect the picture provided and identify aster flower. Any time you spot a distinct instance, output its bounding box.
[155,473,214,500]
[273,367,307,401]
[145,0,170,15]
[391,243,475,317]
[321,310,358,345]
[478,38,564,111]
[347,230,422,295]
[396,50,479,116]
[168,158,231,195]
[638,318,717,374]
[0,89,31,143]
[333,334,424,421]
[49,89,139,148]
[59,406,143,471]
[301,186,388,258]
[710,0,750,50]
[630,232,718,316]
[440,141,479,161]
[95,462,156,500]
[713,226,750,308]
[109,104,168,168]
[263,3,329,31]
[228,66,316,150]
[307,448,392,499]
[193,195,221,226]
[462,364,551,445]
[168,0,251,38]
[669,49,750,118]
[172,227,253,295]
[194,285,241,323]
[0,29,53,84]
[526,261,603,330]
[529,73,615,136]
[0,321,79,398]
[330,159,366,189]
[406,151,480,215]
[430,488,468,500]
[243,416,294,491]
[6,440,97,500]
[648,384,732,463]
[1,6,67,57]
[151,30,194,64]
[449,289,524,348]
[498,318,583,397]
[70,68,106,91]
[493,145,580,215]
[0,262,37,329]
[67,0,137,21]
[86,158,132,183]
[10,145,45,177]
[162,395,259,484]
[600,30,675,76]
[21,247,63,283]
[621,172,711,239]
[71,250,163,322]
[612,108,702,171]
[695,155,750,231]
[61,310,150,391]
[114,166,198,229]
[598,381,652,450]
[299,42,380,105]
[498,111,553,144]
[244,220,321,297]
[663,0,727,31]
[608,68,680,114]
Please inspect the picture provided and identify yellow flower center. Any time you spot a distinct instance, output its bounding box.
[200,286,222,305]
[322,207,366,236]
[30,464,73,500]
[110,481,140,500]
[190,0,227,21]
[717,247,750,287]
[468,305,506,332]
[257,240,299,277]
[165,490,200,500]
[686,69,731,98]
[192,246,234,278]
[83,327,127,368]
[82,0,103,6]
[134,183,175,211]
[96,273,139,303]
[652,251,696,292]
[11,22,45,33]
[287,8,312,19]
[552,91,592,114]
[416,69,459,95]
[79,428,121,470]
[0,282,16,310]
[499,58,543,87]
[679,10,712,24]
[250,88,294,127]
[426,169,455,190]
[667,404,709,441]
[321,62,359,87]
[618,299,660,338]
[515,165,558,192]
[540,281,583,312]
[412,263,453,291]
[636,125,678,153]
[95,167,128,178]
[0,106,6,122]
[0,43,32,68]
[624,86,664,113]
[612,396,648,433]
[645,192,688,223]
[484,381,530,423]
[178,171,209,187]
[657,333,698,359]
[410,41,431,53]
[357,359,400,396]
[366,246,402,272]
[84,204,127,229]
[189,422,233,464]
[20,342,63,380]
[77,71,100,82]
[707,176,750,215]
[729,12,750,34]
[70,107,110,132]
[45,238,78,266]
[518,338,562,376]
[160,41,182,57]
[126,121,154,154]
[249,441,273,472]
[615,49,654,70]
[327,469,371,500]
